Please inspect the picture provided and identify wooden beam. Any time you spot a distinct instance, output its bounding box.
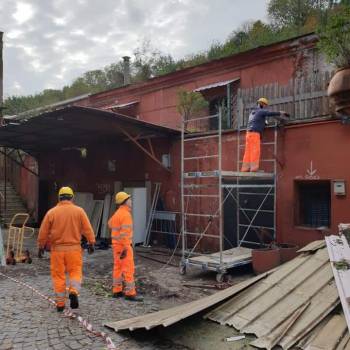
[0,149,38,176]
[117,126,171,172]
[147,138,155,157]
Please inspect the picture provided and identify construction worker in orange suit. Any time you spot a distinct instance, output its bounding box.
[241,97,289,172]
[108,191,143,302]
[37,187,95,312]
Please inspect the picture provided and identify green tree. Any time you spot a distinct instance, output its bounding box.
[317,4,350,67]
[81,69,108,92]
[268,0,329,29]
[176,89,208,122]
[104,62,125,89]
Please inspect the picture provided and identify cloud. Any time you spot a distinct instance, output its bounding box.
[13,2,35,24]
[0,0,269,97]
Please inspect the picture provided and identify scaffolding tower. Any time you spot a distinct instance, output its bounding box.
[180,109,277,282]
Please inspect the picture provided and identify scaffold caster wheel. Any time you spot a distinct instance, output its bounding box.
[216,273,226,283]
[180,264,187,275]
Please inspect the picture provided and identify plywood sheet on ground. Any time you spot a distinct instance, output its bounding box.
[74,192,94,220]
[100,194,111,239]
[188,247,252,267]
[104,272,268,332]
[91,200,104,236]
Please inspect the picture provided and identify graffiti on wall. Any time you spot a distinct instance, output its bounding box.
[96,183,111,194]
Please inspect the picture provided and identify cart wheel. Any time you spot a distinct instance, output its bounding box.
[216,273,226,283]
[180,264,187,275]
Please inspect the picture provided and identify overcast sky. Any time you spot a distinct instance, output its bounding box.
[0,0,269,97]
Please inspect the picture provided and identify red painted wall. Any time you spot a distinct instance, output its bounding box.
[155,121,350,250]
[80,35,316,130]
[38,138,172,210]
[26,34,342,252]
[277,120,350,247]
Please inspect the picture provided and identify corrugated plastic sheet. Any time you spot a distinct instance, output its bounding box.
[206,247,339,349]
[105,241,348,350]
[104,273,268,331]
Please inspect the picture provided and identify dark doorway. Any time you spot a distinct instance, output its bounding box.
[38,180,50,223]
[223,179,275,249]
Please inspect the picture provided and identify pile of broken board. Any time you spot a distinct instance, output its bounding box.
[105,230,350,350]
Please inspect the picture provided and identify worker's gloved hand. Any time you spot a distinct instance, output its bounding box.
[120,249,127,260]
[280,110,290,118]
[87,244,95,255]
[38,247,45,259]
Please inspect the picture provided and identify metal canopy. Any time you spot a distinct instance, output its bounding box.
[109,101,139,109]
[193,78,239,92]
[0,106,179,171]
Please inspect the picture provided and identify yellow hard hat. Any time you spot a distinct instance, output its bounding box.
[257,97,269,106]
[58,186,74,197]
[115,191,130,205]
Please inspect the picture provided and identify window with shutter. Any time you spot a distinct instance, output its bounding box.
[295,181,331,228]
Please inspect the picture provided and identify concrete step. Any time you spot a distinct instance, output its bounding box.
[1,203,27,209]
[0,183,33,224]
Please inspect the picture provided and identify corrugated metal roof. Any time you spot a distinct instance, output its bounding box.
[194,78,239,92]
[105,241,348,350]
[206,247,339,349]
[0,106,179,154]
[104,273,268,331]
[298,313,348,350]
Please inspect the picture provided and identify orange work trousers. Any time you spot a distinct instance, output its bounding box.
[50,249,82,307]
[241,131,261,172]
[112,243,136,296]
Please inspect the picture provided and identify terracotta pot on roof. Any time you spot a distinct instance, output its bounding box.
[278,243,299,264]
[327,67,350,116]
[252,247,281,275]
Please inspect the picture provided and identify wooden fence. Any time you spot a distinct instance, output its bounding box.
[236,71,333,127]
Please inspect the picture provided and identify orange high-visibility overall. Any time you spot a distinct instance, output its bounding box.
[108,205,136,296]
[241,131,261,172]
[38,201,95,307]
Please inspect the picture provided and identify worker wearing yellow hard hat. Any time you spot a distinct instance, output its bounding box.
[58,186,74,197]
[257,97,269,106]
[108,191,143,302]
[38,186,96,312]
[241,97,289,172]
[115,191,130,205]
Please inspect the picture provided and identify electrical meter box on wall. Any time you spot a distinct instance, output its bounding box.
[333,180,346,196]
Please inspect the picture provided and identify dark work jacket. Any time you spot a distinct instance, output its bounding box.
[247,107,281,133]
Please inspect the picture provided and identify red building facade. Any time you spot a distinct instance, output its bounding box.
[10,33,350,249]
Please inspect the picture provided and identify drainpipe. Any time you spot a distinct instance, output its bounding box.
[122,56,131,85]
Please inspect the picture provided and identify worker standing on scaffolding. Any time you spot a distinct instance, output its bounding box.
[241,97,288,172]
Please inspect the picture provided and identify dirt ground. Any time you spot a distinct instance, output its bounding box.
[1,229,257,350]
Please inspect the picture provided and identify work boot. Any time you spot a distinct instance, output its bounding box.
[112,292,123,298]
[56,305,65,312]
[69,293,79,309]
[125,294,143,302]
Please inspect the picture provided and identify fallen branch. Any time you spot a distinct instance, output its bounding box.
[183,282,232,290]
[136,253,178,267]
